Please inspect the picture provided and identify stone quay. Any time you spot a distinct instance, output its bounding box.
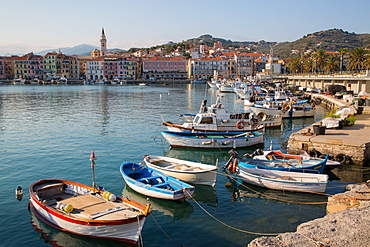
[287,94,370,166]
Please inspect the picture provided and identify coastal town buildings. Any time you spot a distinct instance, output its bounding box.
[188,57,229,80]
[0,28,290,82]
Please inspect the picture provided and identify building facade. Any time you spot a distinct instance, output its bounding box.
[142,57,187,80]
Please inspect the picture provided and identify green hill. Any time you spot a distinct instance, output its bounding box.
[168,29,370,59]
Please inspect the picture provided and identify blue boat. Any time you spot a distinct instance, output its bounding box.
[120,162,195,200]
[237,155,328,174]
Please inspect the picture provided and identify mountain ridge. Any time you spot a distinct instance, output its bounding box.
[28,28,370,58]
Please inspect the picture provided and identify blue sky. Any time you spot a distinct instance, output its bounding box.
[1,0,369,55]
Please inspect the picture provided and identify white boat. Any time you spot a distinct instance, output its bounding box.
[251,149,341,167]
[207,79,219,88]
[249,100,315,118]
[57,77,68,84]
[161,131,264,149]
[120,162,195,200]
[162,97,281,131]
[29,179,150,245]
[143,155,217,186]
[237,166,328,193]
[13,78,26,84]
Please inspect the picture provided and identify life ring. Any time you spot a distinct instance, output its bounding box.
[335,154,347,164]
[236,121,245,129]
[257,112,267,121]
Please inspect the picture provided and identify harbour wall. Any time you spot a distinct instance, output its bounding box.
[287,94,370,166]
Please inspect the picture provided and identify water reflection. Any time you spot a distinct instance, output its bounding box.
[122,185,194,220]
[30,212,133,247]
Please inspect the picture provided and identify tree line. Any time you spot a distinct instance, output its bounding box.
[286,47,370,74]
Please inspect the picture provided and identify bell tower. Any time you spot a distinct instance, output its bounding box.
[100,28,107,57]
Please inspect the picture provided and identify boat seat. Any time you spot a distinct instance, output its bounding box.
[152,183,169,188]
[137,176,165,184]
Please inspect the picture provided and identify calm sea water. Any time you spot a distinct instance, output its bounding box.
[0,84,368,247]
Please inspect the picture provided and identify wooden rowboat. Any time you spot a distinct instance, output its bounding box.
[143,155,217,186]
[29,179,150,245]
[120,162,195,200]
[237,166,328,193]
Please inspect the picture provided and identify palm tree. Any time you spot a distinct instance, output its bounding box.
[324,56,339,73]
[312,49,327,73]
[302,59,313,73]
[286,57,302,74]
[347,47,368,72]
[338,48,348,73]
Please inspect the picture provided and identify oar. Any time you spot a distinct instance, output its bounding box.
[224,132,251,138]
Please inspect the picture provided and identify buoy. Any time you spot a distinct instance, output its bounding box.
[232,158,238,173]
[15,186,23,196]
[64,204,74,213]
[225,182,232,187]
[102,191,117,201]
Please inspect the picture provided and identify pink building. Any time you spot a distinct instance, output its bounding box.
[142,57,187,80]
[103,56,126,80]
[28,55,44,79]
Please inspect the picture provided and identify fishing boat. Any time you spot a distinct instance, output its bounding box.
[248,99,315,118]
[237,154,328,173]
[237,166,328,193]
[143,155,217,186]
[120,162,195,200]
[162,96,281,131]
[251,149,341,168]
[29,179,150,245]
[161,131,264,149]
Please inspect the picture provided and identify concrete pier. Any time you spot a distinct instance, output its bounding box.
[287,95,370,165]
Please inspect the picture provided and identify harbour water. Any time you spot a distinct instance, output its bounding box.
[0,84,368,247]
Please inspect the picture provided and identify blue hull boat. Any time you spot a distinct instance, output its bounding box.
[120,162,195,200]
[237,155,328,173]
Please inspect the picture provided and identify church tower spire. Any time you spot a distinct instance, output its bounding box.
[100,28,107,57]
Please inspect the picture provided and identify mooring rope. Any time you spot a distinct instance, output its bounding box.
[150,213,186,247]
[184,190,281,236]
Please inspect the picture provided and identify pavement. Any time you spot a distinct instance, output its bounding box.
[290,113,370,148]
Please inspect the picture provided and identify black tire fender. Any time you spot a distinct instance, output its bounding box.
[335,154,347,164]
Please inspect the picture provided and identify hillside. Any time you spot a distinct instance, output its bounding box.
[33,29,370,58]
[176,29,370,59]
[273,29,370,58]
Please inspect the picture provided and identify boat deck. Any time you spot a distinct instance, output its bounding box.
[35,182,140,220]
[149,159,206,171]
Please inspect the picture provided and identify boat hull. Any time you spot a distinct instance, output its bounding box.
[239,156,327,174]
[29,179,147,245]
[162,131,264,149]
[120,162,195,200]
[238,167,328,193]
[143,155,217,186]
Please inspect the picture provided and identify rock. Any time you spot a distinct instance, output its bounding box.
[248,182,370,247]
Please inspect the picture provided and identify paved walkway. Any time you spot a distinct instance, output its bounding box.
[291,113,370,148]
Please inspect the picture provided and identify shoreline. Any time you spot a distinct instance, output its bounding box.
[248,181,370,247]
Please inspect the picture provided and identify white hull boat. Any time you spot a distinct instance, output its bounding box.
[143,155,217,186]
[29,179,150,245]
[237,167,328,193]
[162,131,264,149]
